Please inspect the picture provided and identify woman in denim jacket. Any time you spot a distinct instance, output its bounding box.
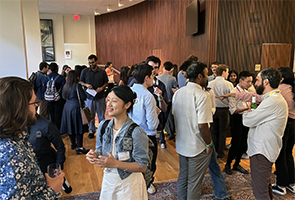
[86,85,150,200]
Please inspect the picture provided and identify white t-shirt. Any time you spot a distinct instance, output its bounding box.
[172,82,213,157]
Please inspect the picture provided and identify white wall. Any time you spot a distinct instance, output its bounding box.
[0,0,42,79]
[39,13,96,70]
[22,0,43,76]
[0,0,27,78]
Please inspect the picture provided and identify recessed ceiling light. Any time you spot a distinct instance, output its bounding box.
[107,5,112,12]
[118,0,123,7]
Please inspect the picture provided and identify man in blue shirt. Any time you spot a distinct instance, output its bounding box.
[29,114,66,173]
[36,61,49,100]
[129,63,159,194]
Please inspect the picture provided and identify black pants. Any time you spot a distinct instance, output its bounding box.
[37,150,57,174]
[48,99,65,130]
[226,114,249,166]
[69,133,84,148]
[148,135,158,187]
[210,108,230,157]
[275,117,295,186]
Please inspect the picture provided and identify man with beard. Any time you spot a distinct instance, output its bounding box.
[242,68,288,200]
[80,54,108,138]
[172,62,213,200]
[0,77,64,199]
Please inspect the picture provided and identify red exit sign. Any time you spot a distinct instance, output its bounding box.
[73,15,80,20]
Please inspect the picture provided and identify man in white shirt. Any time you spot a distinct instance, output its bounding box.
[225,71,253,175]
[208,65,234,159]
[243,68,288,200]
[172,62,213,200]
[128,63,159,194]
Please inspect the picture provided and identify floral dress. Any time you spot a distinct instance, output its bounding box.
[0,131,57,199]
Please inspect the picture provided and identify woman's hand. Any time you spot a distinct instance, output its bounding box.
[95,152,118,169]
[86,149,98,164]
[45,172,64,194]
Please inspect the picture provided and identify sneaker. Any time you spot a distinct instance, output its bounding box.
[88,133,94,139]
[147,183,156,194]
[224,164,232,175]
[272,184,286,195]
[241,153,249,159]
[286,185,295,193]
[232,165,249,174]
[226,144,232,150]
[161,143,166,149]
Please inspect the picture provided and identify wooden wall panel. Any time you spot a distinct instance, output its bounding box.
[95,0,217,78]
[261,43,292,69]
[216,0,295,74]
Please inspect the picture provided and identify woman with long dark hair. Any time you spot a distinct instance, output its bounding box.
[272,67,295,195]
[119,66,130,86]
[60,70,89,154]
[227,70,239,87]
[86,85,149,199]
[61,65,71,79]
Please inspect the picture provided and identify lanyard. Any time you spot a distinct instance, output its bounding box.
[264,90,281,100]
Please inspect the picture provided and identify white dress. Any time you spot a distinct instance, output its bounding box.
[99,128,148,200]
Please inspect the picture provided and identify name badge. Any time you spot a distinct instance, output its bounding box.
[118,151,130,161]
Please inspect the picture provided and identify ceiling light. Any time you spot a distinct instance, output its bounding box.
[94,10,100,15]
[107,5,112,12]
[118,0,123,7]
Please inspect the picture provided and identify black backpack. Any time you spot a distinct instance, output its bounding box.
[29,72,41,92]
[100,120,154,188]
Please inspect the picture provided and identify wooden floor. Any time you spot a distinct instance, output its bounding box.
[61,134,295,197]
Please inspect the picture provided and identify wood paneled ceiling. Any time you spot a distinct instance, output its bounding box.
[38,0,145,15]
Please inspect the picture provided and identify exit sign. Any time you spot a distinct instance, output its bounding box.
[73,15,80,20]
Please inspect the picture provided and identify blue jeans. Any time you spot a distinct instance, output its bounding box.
[86,98,106,133]
[209,146,229,199]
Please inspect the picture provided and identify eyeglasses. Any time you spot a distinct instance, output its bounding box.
[29,101,40,107]
[153,66,159,69]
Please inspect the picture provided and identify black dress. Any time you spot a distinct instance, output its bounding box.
[60,83,87,135]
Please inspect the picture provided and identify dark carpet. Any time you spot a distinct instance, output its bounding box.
[59,172,295,200]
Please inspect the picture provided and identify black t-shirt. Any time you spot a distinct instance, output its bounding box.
[80,67,108,100]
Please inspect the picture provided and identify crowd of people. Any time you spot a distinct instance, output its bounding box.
[0,53,294,200]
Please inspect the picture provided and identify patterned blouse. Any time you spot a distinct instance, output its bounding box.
[0,131,57,199]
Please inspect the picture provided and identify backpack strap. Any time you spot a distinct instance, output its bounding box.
[51,75,60,90]
[125,123,138,138]
[100,120,111,143]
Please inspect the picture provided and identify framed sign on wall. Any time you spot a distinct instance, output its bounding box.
[40,19,55,61]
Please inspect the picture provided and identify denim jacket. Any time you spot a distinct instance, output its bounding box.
[95,116,150,180]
